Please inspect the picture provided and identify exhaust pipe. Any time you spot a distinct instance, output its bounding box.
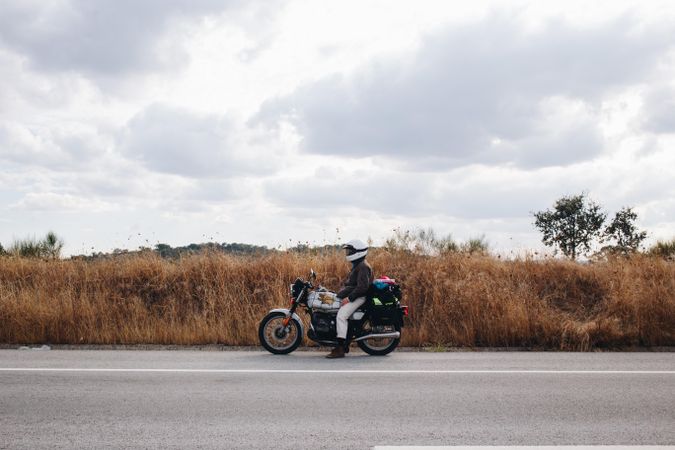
[355,331,400,341]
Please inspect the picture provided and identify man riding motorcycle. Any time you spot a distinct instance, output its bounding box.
[326,239,375,359]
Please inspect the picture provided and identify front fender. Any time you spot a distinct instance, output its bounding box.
[269,308,305,337]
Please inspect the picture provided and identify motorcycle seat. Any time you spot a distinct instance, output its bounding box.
[313,307,367,318]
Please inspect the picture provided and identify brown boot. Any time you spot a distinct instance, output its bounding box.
[325,346,345,359]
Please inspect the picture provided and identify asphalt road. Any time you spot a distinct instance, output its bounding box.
[1,349,674,449]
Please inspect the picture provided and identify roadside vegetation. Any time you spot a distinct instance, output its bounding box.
[0,232,64,259]
[1,194,673,350]
[0,238,672,349]
[533,193,650,260]
[648,238,675,260]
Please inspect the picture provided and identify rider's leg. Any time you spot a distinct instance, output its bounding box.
[336,297,366,343]
[328,298,364,358]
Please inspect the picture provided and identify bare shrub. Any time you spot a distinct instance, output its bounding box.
[0,250,672,349]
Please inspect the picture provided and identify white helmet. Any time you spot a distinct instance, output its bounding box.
[343,239,368,262]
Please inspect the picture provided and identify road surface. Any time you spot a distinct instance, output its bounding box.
[1,349,674,449]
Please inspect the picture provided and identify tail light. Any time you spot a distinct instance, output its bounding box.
[401,305,409,316]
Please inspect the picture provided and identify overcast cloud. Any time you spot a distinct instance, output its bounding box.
[256,15,673,169]
[122,104,239,177]
[0,0,246,75]
[1,0,674,255]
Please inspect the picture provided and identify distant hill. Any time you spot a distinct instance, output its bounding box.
[73,242,343,260]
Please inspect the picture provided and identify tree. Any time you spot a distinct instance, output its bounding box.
[154,243,174,258]
[42,231,64,259]
[533,193,606,260]
[603,207,647,255]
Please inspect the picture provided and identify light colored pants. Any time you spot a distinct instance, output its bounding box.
[336,297,366,339]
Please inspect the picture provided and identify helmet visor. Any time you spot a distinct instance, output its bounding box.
[344,246,357,256]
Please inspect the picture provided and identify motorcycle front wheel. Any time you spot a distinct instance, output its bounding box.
[258,311,303,354]
[357,321,401,356]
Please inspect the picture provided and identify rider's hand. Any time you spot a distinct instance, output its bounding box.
[340,298,350,307]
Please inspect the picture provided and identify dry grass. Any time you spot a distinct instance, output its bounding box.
[0,250,673,350]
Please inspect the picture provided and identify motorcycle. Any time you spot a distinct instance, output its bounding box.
[258,270,408,356]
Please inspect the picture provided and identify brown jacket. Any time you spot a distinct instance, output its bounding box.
[337,259,374,302]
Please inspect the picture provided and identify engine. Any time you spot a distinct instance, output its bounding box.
[310,312,336,340]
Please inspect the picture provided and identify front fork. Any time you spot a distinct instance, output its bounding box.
[282,298,299,329]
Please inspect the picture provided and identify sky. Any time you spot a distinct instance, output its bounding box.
[1,0,674,256]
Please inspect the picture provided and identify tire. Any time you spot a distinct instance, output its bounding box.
[357,321,401,356]
[258,311,303,355]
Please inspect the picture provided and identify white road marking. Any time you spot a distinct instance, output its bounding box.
[0,368,673,374]
[373,447,675,449]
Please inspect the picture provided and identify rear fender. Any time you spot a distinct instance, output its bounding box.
[270,308,305,336]
[350,311,365,321]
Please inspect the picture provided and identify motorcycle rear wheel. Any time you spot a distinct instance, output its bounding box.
[259,311,303,355]
[357,321,401,356]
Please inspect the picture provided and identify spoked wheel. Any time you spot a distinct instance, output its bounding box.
[357,320,401,356]
[258,312,303,354]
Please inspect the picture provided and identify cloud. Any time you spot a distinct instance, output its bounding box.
[121,104,232,177]
[255,14,675,169]
[262,163,565,221]
[480,96,603,168]
[0,121,105,170]
[261,145,675,225]
[642,85,675,134]
[119,103,281,178]
[9,192,116,212]
[0,0,244,75]
[264,168,436,217]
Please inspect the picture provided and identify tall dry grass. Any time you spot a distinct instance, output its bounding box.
[0,250,673,349]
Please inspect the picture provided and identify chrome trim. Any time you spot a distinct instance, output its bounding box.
[354,331,401,341]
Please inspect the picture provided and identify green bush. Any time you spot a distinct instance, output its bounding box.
[7,232,64,259]
[649,238,675,260]
[461,236,489,255]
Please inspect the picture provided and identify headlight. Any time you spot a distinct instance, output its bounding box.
[290,278,304,299]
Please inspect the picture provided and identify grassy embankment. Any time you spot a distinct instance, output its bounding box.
[0,250,673,350]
